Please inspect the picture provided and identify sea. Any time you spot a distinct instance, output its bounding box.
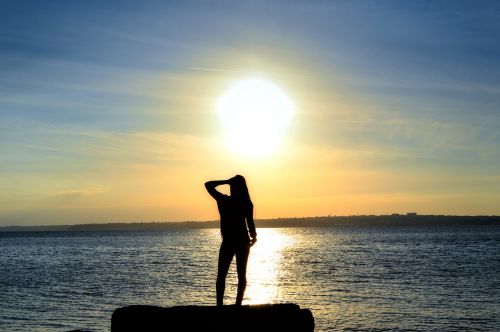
[1,225,499,331]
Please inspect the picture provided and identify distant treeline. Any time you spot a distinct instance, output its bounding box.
[1,215,499,232]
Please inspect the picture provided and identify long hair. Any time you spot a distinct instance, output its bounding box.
[230,175,251,203]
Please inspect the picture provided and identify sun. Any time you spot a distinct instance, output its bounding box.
[217,79,293,157]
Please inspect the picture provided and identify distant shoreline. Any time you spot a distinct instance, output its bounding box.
[1,214,499,232]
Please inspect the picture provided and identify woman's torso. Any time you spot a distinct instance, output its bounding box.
[216,195,250,243]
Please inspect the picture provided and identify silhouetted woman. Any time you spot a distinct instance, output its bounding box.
[205,175,257,306]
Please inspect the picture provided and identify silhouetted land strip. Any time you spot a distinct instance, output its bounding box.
[111,303,314,332]
[2,215,499,232]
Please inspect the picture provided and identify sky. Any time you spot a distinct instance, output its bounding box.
[1,0,500,226]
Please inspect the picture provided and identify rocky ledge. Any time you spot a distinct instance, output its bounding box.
[111,303,314,331]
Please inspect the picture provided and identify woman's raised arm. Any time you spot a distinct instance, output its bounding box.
[205,180,228,200]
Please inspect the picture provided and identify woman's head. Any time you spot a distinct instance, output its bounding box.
[229,175,250,201]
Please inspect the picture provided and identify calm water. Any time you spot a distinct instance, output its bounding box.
[1,226,499,331]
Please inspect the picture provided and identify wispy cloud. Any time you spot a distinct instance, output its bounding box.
[48,187,107,201]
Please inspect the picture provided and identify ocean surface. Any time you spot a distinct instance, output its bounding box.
[1,225,499,331]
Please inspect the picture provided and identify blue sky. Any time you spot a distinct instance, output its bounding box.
[1,1,500,225]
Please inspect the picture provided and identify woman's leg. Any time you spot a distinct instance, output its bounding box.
[235,243,250,305]
[216,242,234,306]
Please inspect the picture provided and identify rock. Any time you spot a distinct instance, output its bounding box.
[111,303,314,331]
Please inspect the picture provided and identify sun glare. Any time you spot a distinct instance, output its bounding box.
[217,79,293,158]
[245,229,293,304]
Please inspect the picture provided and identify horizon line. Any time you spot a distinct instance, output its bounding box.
[2,213,500,229]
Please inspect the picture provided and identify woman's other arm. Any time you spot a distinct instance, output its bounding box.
[247,202,257,245]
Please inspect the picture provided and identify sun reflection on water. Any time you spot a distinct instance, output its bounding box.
[245,228,294,304]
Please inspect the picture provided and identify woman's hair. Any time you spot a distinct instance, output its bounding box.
[230,175,251,202]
